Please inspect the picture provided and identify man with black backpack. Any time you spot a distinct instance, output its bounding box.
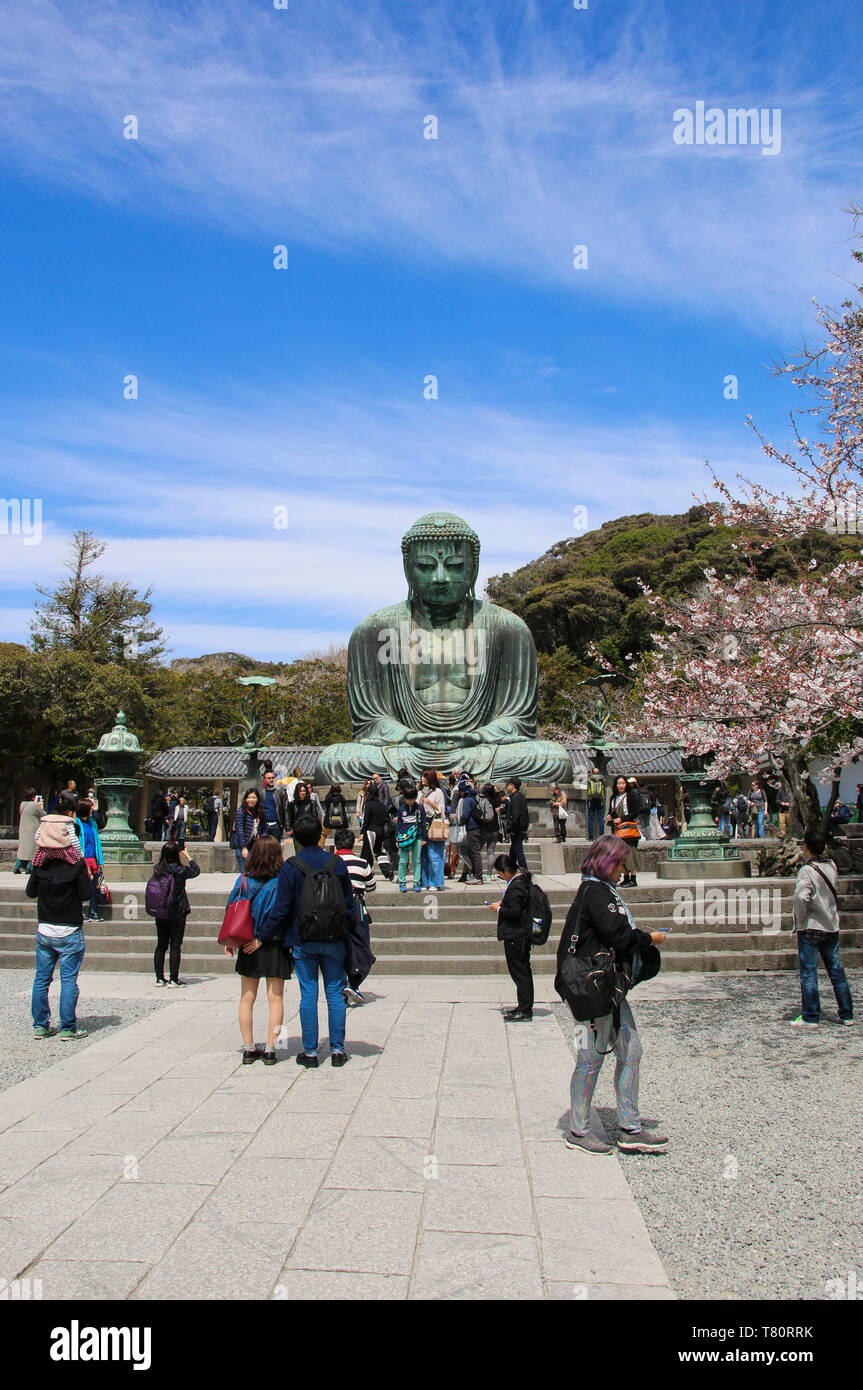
[487,851,553,1022]
[732,791,750,839]
[269,814,357,1067]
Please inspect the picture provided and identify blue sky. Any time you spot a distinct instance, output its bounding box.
[1,0,861,659]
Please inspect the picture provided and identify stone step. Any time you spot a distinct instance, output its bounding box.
[2,943,860,974]
[5,925,859,956]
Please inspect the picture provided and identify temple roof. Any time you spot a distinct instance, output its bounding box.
[144,742,685,781]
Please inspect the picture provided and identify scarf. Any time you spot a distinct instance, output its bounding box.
[32,843,82,867]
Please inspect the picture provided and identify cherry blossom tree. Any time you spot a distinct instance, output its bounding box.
[622,208,863,835]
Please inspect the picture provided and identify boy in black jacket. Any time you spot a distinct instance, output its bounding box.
[505,778,529,872]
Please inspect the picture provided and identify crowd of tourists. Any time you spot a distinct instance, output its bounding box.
[18,766,855,1157]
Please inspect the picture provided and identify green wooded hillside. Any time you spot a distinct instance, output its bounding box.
[486,506,862,734]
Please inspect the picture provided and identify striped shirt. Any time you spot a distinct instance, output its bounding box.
[336,850,376,897]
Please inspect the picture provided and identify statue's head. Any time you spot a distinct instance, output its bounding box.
[401,512,480,614]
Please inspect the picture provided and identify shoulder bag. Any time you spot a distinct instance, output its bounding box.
[218,874,255,946]
[554,886,632,1029]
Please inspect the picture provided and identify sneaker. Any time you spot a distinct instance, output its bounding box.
[840,1017,855,1026]
[58,1028,89,1041]
[343,985,364,1006]
[295,1052,319,1068]
[413,885,422,892]
[331,1051,349,1067]
[32,1025,52,1039]
[166,979,187,988]
[617,1128,668,1153]
[261,1049,277,1066]
[504,1007,533,1022]
[398,883,407,893]
[565,1131,613,1155]
[790,1016,819,1028]
[155,978,167,988]
[242,1047,259,1065]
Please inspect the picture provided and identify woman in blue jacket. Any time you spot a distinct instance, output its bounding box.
[232,789,266,872]
[223,835,292,1065]
[74,798,104,922]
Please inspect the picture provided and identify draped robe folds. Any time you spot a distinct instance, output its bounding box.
[315,599,573,783]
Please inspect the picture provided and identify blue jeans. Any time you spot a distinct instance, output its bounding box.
[587,803,603,840]
[87,864,101,917]
[32,929,85,1031]
[755,809,765,838]
[718,813,731,836]
[797,931,853,1023]
[421,840,445,887]
[292,941,347,1053]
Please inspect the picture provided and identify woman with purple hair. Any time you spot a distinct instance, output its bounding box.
[556,835,668,1156]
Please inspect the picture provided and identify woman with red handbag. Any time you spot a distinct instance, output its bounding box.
[222,836,292,1065]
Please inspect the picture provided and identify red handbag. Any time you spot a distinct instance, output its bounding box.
[218,875,255,947]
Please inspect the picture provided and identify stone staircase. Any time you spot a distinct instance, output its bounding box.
[2,877,862,977]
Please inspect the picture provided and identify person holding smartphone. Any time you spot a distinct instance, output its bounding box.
[557,834,669,1156]
[487,850,535,1021]
[15,788,45,874]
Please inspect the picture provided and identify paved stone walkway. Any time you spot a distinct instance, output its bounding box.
[0,973,674,1300]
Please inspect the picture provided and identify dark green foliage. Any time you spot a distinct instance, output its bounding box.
[487,505,861,732]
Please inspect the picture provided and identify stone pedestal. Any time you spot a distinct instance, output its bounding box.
[657,754,750,880]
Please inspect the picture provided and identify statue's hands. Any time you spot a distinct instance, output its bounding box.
[405,730,436,748]
[468,720,521,744]
[368,719,414,744]
[458,731,482,749]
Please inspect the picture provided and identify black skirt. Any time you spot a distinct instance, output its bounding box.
[235,940,293,980]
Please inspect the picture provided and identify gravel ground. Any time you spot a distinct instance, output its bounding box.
[0,970,167,1095]
[553,972,863,1301]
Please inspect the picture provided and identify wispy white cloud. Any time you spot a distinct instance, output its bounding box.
[0,374,784,657]
[0,1,860,328]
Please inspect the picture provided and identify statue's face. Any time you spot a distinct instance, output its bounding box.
[405,539,476,610]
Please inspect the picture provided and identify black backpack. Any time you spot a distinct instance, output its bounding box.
[204,795,216,814]
[554,886,631,1025]
[528,881,553,944]
[291,854,349,942]
[325,797,346,829]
